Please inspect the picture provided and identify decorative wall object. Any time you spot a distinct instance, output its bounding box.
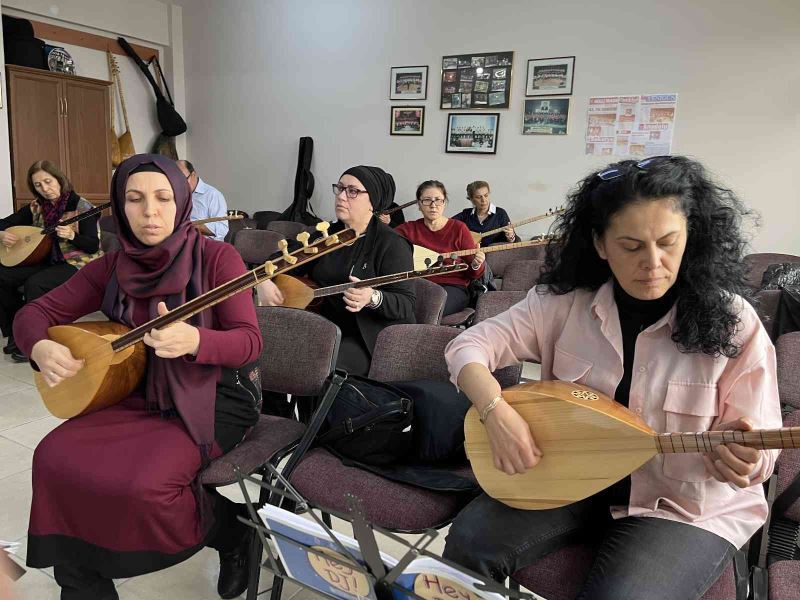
[522,98,570,135]
[445,113,499,154]
[525,56,575,96]
[390,66,428,100]
[390,106,425,136]
[440,51,513,109]
[585,94,678,156]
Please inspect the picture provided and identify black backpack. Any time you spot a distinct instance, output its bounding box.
[318,375,413,466]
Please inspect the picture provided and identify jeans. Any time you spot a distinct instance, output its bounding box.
[443,489,735,600]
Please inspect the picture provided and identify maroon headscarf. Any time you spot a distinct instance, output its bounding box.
[102,154,218,464]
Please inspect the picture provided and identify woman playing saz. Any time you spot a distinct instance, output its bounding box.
[442,156,782,599]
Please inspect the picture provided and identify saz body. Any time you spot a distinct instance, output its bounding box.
[465,380,798,510]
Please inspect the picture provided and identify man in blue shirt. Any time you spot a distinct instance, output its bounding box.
[177,160,229,241]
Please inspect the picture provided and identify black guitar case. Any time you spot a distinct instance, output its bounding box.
[278,137,320,225]
[117,37,187,137]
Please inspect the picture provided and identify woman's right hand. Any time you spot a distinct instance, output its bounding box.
[30,199,40,215]
[0,231,18,248]
[30,340,85,387]
[255,279,285,306]
[484,400,542,475]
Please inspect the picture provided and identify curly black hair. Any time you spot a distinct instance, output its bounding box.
[538,155,756,357]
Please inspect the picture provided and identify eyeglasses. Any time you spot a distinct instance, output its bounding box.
[596,155,673,181]
[419,198,446,207]
[332,183,368,200]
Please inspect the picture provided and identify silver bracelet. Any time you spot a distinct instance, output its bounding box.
[480,396,504,424]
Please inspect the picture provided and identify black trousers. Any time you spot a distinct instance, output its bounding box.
[0,262,77,336]
[441,284,470,316]
[444,489,735,599]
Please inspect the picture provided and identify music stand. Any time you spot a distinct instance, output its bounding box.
[235,464,536,600]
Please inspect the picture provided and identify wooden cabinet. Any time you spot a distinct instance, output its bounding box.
[7,65,112,210]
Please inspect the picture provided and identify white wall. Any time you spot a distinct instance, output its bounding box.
[178,0,800,254]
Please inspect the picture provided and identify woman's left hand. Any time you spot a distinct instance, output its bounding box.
[471,251,486,269]
[702,417,762,488]
[377,213,391,225]
[143,301,201,358]
[504,225,515,241]
[55,225,75,240]
[343,276,373,313]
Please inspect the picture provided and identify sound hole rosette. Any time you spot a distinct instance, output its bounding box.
[571,389,599,401]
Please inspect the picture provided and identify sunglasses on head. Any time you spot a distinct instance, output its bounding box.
[596,155,673,181]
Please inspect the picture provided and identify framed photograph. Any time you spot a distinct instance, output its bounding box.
[522,98,570,135]
[445,113,500,154]
[390,66,428,100]
[390,106,425,136]
[526,56,575,96]
[440,51,513,109]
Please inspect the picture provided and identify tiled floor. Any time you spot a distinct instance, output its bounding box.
[0,342,541,599]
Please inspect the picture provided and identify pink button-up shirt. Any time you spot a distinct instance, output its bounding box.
[445,281,782,548]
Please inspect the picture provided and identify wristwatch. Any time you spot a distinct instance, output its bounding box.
[369,290,382,308]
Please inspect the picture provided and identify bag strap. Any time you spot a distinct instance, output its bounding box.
[773,472,800,520]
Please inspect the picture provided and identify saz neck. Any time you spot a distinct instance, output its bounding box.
[444,237,550,259]
[376,199,416,216]
[111,228,360,351]
[481,211,561,238]
[313,265,467,298]
[43,202,111,235]
[657,428,800,453]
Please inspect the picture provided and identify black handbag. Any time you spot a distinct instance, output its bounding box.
[317,375,413,466]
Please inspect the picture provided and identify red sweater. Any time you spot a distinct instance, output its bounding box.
[395,218,485,288]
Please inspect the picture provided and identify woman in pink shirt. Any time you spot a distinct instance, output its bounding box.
[444,156,781,598]
[396,181,485,316]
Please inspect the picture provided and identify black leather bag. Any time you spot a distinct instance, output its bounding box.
[2,15,46,69]
[318,375,413,466]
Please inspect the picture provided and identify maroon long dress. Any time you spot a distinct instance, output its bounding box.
[14,241,262,577]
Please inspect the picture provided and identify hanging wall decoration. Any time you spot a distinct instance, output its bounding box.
[440,51,513,109]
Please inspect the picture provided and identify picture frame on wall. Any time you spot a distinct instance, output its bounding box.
[446,112,500,154]
[390,106,425,136]
[525,56,575,96]
[390,66,428,100]
[522,98,570,135]
[440,51,513,109]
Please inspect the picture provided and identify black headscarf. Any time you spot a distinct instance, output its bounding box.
[341,165,396,213]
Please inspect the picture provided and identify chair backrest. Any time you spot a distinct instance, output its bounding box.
[777,332,800,410]
[501,259,544,291]
[256,306,341,396]
[743,253,800,291]
[267,220,308,239]
[98,214,116,234]
[253,210,282,229]
[752,289,781,341]
[411,278,446,325]
[233,229,284,265]
[225,217,257,244]
[475,291,528,323]
[100,231,121,253]
[368,324,521,389]
[486,245,546,280]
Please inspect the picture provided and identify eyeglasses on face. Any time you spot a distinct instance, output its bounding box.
[596,155,673,181]
[419,198,446,207]
[332,183,368,200]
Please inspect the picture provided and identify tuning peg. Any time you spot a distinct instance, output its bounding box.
[315,221,330,238]
[263,260,277,277]
[296,231,318,254]
[277,239,298,265]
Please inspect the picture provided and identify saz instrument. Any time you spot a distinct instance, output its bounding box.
[1,202,111,268]
[192,214,244,226]
[374,199,416,217]
[412,236,551,271]
[273,263,469,310]
[37,222,358,419]
[470,207,564,245]
[106,50,122,167]
[465,380,799,510]
[108,52,135,162]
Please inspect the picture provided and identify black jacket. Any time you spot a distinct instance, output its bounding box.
[294,219,416,353]
[0,192,100,260]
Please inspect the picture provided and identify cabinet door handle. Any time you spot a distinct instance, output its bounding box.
[58,97,63,116]
[64,97,68,117]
